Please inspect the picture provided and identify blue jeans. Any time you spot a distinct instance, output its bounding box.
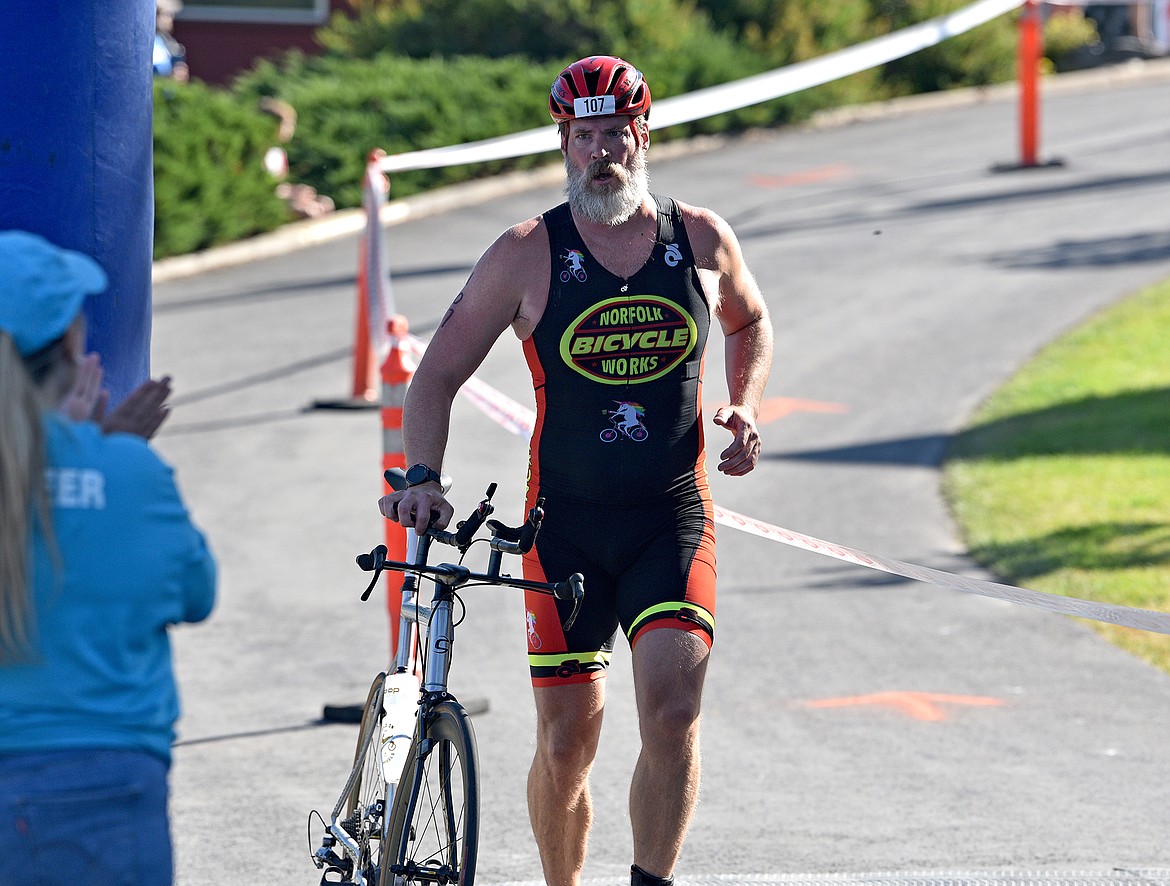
[0,748,172,885]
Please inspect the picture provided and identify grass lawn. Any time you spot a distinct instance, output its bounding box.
[943,277,1170,673]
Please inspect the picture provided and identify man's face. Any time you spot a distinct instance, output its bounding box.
[562,115,650,226]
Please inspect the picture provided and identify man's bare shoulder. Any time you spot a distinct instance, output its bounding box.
[674,199,737,269]
[482,214,550,269]
[469,213,552,339]
[463,214,548,291]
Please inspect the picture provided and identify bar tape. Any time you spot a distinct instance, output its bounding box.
[403,336,1170,636]
[377,0,1024,173]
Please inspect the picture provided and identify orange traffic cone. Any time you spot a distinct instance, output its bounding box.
[381,315,414,658]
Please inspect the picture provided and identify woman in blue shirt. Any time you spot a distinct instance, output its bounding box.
[0,231,217,884]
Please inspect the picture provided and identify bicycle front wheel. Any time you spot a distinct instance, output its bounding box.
[382,699,479,885]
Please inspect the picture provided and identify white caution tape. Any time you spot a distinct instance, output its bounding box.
[362,161,394,355]
[377,0,1024,174]
[404,335,1170,636]
[651,0,1024,130]
[403,336,535,439]
[713,505,1170,635]
[459,374,539,440]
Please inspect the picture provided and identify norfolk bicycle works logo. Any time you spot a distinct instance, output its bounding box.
[559,294,698,385]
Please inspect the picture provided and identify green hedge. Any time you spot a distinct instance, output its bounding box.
[153,79,289,259]
[153,0,1043,258]
[233,0,774,208]
[234,54,567,210]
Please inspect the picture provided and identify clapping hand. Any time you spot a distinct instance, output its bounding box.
[60,353,173,439]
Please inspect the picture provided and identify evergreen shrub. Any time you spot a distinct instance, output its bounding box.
[153,79,289,259]
[235,54,565,209]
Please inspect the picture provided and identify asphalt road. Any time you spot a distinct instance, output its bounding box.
[152,62,1170,885]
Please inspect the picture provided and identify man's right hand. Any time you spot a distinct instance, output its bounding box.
[379,482,454,534]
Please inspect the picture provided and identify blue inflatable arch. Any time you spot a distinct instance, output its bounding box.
[0,0,155,406]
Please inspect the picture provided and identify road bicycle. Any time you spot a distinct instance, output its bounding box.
[310,469,585,886]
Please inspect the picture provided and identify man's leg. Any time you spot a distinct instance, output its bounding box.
[528,680,606,886]
[629,629,710,880]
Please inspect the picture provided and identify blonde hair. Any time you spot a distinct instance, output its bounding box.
[0,332,52,663]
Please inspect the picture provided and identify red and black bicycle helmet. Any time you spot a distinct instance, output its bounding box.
[549,56,652,123]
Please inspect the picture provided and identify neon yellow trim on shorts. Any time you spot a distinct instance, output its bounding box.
[527,650,612,668]
[627,601,715,638]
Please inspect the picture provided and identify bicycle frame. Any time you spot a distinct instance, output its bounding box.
[391,529,457,694]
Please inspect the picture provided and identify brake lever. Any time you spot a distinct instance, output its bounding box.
[357,545,388,601]
[516,497,546,554]
[554,572,585,632]
[563,597,582,633]
[454,483,497,549]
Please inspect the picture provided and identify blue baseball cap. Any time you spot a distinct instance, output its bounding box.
[0,230,107,356]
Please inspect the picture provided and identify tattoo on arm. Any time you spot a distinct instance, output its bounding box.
[440,290,465,328]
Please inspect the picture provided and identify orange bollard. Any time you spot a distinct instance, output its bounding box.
[381,315,414,657]
[992,0,1061,174]
[1018,0,1041,168]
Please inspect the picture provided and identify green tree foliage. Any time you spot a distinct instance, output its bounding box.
[318,0,602,61]
[152,0,1028,250]
[312,0,775,126]
[153,79,289,259]
[238,1,775,207]
[874,0,1016,94]
[317,0,742,65]
[1043,10,1099,71]
[693,0,1016,95]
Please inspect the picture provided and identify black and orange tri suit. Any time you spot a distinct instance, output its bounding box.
[521,194,718,687]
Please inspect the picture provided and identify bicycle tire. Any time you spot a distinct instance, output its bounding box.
[344,674,388,885]
[382,699,479,886]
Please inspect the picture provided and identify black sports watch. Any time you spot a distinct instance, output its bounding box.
[404,463,442,488]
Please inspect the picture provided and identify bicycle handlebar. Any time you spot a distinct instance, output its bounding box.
[368,473,586,630]
[385,468,547,556]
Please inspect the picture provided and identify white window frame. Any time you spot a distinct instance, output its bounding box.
[176,0,330,25]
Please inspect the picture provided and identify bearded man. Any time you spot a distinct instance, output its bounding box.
[380,56,774,886]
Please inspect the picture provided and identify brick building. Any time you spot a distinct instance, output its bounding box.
[168,0,349,85]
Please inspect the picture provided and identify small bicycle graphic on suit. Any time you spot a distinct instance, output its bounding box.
[560,249,587,283]
[600,402,649,442]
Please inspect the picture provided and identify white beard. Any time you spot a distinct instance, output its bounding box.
[565,150,650,226]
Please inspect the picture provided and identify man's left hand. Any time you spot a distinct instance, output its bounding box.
[713,405,761,476]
